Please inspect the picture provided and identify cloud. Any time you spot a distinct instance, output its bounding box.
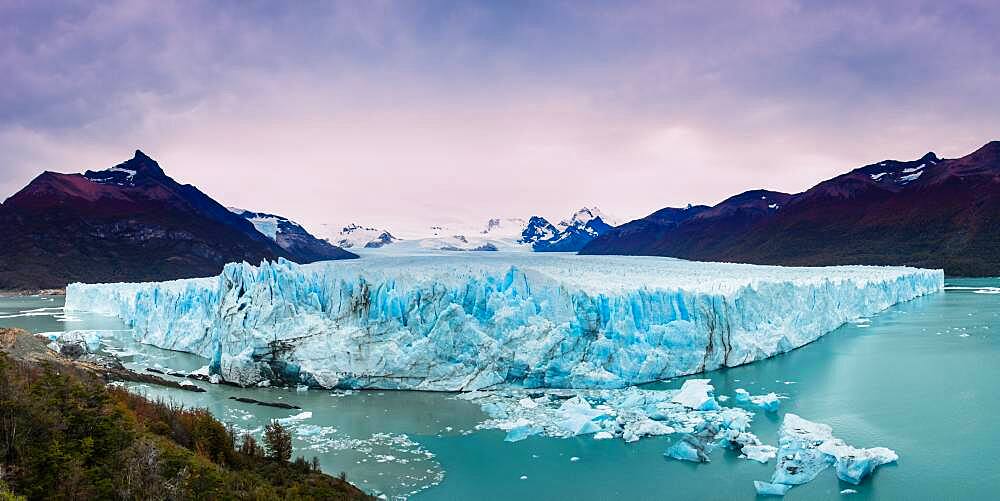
[2,0,998,230]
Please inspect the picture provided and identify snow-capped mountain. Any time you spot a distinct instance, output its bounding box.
[0,150,356,289]
[326,223,398,249]
[311,209,618,255]
[519,216,559,244]
[557,206,619,231]
[229,208,355,262]
[525,206,619,252]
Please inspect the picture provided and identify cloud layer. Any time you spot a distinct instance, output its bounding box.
[3,0,998,231]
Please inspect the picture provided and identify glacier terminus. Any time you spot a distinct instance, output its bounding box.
[65,254,943,391]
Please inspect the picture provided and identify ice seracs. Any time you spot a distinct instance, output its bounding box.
[66,253,942,390]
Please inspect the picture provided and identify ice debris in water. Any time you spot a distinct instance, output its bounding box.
[465,380,772,465]
[65,254,943,390]
[276,411,312,425]
[754,481,793,496]
[759,413,898,496]
[741,444,779,463]
[671,379,719,410]
[734,389,781,412]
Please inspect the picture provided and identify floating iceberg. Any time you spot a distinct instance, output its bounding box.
[671,379,720,410]
[65,254,943,390]
[754,481,793,496]
[734,389,781,412]
[763,413,898,495]
[665,437,711,462]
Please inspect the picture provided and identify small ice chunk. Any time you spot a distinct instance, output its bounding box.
[741,444,778,463]
[754,481,792,496]
[504,419,541,442]
[519,475,527,480]
[277,411,312,424]
[818,442,899,485]
[841,489,858,495]
[752,393,781,412]
[734,389,780,412]
[671,379,719,410]
[518,397,539,409]
[569,456,580,462]
[623,418,675,443]
[555,396,607,435]
[593,431,613,440]
[665,436,712,463]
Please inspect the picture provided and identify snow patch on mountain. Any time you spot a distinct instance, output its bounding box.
[229,207,283,240]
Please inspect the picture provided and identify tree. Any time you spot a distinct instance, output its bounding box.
[263,421,292,462]
[239,432,262,459]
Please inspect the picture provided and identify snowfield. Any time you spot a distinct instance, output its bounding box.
[65,254,943,390]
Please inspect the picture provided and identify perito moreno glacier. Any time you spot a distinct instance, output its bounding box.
[65,254,943,391]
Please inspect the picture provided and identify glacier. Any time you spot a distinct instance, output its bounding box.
[65,253,943,390]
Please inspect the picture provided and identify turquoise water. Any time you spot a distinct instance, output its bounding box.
[2,279,998,499]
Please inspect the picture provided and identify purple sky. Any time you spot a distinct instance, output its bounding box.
[2,1,999,232]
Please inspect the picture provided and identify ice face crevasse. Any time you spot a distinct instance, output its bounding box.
[65,254,944,390]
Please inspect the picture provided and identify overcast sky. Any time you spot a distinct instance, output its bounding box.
[2,0,998,232]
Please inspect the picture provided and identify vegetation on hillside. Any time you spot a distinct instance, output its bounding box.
[0,351,371,500]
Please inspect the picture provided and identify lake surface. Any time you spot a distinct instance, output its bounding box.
[2,278,998,500]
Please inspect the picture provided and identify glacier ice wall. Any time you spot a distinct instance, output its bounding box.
[65,254,943,390]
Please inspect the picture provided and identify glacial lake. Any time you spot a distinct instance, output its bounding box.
[1,278,998,500]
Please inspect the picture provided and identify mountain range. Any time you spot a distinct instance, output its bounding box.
[0,150,355,289]
[582,141,1000,276]
[524,207,617,252]
[5,141,996,290]
[321,207,617,253]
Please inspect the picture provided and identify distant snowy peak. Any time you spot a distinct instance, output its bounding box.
[559,206,619,230]
[331,223,398,249]
[481,217,528,239]
[525,207,619,252]
[520,216,559,244]
[419,235,498,252]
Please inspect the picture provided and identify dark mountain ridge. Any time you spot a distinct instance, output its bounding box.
[582,141,1000,276]
[0,150,356,289]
